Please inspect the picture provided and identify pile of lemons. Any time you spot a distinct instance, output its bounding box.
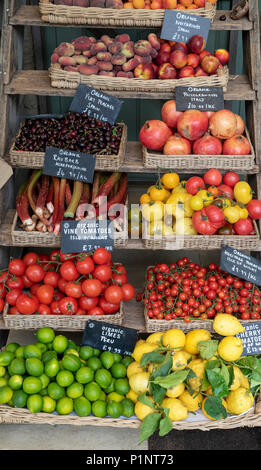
[127,313,255,422]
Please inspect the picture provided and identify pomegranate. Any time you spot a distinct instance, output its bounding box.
[139,120,171,150]
[193,135,222,155]
[163,134,191,155]
[209,110,237,140]
[223,135,251,155]
[177,110,209,141]
[234,114,245,135]
[161,100,183,129]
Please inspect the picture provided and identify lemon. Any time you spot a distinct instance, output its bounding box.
[146,332,163,344]
[129,372,150,395]
[241,374,250,389]
[187,359,206,392]
[201,397,227,420]
[126,389,138,403]
[229,366,245,391]
[226,387,254,415]
[218,336,243,362]
[134,396,155,421]
[213,314,245,336]
[171,350,189,371]
[166,382,185,398]
[131,342,158,363]
[179,390,203,412]
[162,397,188,421]
[185,329,211,355]
[162,329,186,350]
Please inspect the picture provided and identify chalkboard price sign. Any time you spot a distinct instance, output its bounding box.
[82,320,139,356]
[236,322,261,356]
[43,146,96,184]
[176,86,224,112]
[160,10,211,44]
[220,245,261,286]
[69,84,123,125]
[61,219,114,254]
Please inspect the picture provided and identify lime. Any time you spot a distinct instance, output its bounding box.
[100,351,114,370]
[74,396,91,417]
[0,386,13,404]
[40,388,48,397]
[112,352,122,363]
[46,342,54,350]
[111,363,127,379]
[42,396,56,413]
[87,356,102,372]
[65,348,79,357]
[62,354,81,372]
[27,394,43,413]
[115,378,130,396]
[0,366,5,378]
[47,382,65,400]
[0,378,8,387]
[0,350,14,367]
[84,382,102,402]
[79,345,94,361]
[8,375,23,391]
[92,399,107,418]
[23,344,42,360]
[100,390,106,401]
[107,400,123,418]
[67,340,78,351]
[9,357,25,376]
[44,358,60,378]
[104,378,116,394]
[15,346,24,358]
[121,397,135,418]
[23,377,42,395]
[56,397,73,415]
[35,342,48,354]
[106,392,124,403]
[53,335,69,354]
[75,367,94,385]
[93,348,101,357]
[121,356,134,368]
[39,373,50,389]
[42,350,57,363]
[95,369,112,389]
[25,358,44,377]
[5,343,20,354]
[56,370,74,388]
[36,327,55,344]
[66,382,84,399]
[12,389,28,408]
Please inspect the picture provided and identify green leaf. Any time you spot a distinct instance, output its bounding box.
[198,340,218,360]
[150,352,173,380]
[159,415,173,437]
[137,393,156,410]
[140,351,165,368]
[139,412,161,444]
[150,382,166,404]
[205,359,220,370]
[204,396,227,420]
[206,369,229,399]
[220,361,230,386]
[153,370,190,389]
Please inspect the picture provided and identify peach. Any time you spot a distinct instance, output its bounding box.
[111,53,127,65]
[87,57,98,65]
[199,50,211,62]
[72,37,92,51]
[100,35,115,47]
[90,0,105,6]
[51,53,59,63]
[55,42,75,57]
[122,57,140,72]
[187,35,205,54]
[170,50,187,69]
[79,64,99,75]
[99,71,116,77]
[105,0,124,7]
[108,42,123,55]
[134,63,155,79]
[116,34,130,43]
[214,48,230,65]
[194,66,208,77]
[178,65,195,78]
[134,40,152,57]
[162,0,177,7]
[201,55,220,74]
[64,65,80,72]
[116,71,133,78]
[58,56,77,66]
[187,53,200,68]
[73,0,90,5]
[97,52,112,61]
[148,33,161,51]
[157,62,177,79]
[156,50,170,65]
[150,48,158,59]
[121,41,135,58]
[97,61,113,71]
[82,50,92,58]
[172,42,188,54]
[90,41,107,55]
[134,54,152,64]
[73,55,88,64]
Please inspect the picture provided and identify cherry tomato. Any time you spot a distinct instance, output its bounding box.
[50,300,62,315]
[22,273,33,289]
[6,276,24,291]
[57,277,68,293]
[88,306,104,316]
[0,298,4,313]
[59,252,75,262]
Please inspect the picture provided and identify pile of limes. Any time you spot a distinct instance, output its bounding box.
[0,327,135,419]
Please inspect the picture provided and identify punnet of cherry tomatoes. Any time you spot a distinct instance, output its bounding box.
[0,248,135,316]
[142,257,261,322]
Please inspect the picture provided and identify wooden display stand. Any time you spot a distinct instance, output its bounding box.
[0,0,261,435]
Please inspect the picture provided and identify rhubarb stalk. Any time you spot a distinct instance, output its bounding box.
[65,182,72,207]
[16,180,34,229]
[54,178,67,235]
[107,173,128,211]
[64,180,83,219]
[35,174,50,220]
[75,183,91,219]
[46,179,54,215]
[52,177,60,225]
[28,170,51,226]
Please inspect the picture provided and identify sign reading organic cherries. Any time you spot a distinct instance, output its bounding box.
[160,10,211,44]
[176,86,224,111]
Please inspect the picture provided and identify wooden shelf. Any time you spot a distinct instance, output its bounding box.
[9,5,253,31]
[4,70,256,101]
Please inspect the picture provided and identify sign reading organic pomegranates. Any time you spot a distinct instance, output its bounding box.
[160,10,211,45]
[175,86,224,112]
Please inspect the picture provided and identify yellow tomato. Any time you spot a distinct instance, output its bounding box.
[219,197,232,208]
[142,201,164,222]
[149,220,173,236]
[234,205,249,219]
[140,193,151,205]
[190,194,204,211]
[147,185,154,195]
[173,217,197,235]
[149,186,169,203]
[223,206,241,224]
[234,181,253,205]
[172,181,187,194]
[197,189,214,207]
[166,193,193,218]
[161,172,180,190]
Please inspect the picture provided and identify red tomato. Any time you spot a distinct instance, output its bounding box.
[65,281,82,299]
[247,200,261,220]
[121,283,135,301]
[22,273,33,289]
[87,306,104,316]
[25,264,45,284]
[192,205,225,235]
[93,264,112,283]
[38,304,51,315]
[6,276,24,291]
[78,296,99,311]
[16,293,38,315]
[8,259,25,277]
[6,288,22,306]
[223,171,240,188]
[59,252,76,262]
[0,271,9,283]
[74,308,86,316]
[59,261,79,282]
[217,184,234,199]
[0,285,7,300]
[9,306,20,315]
[104,285,123,305]
[30,283,41,296]
[203,169,222,187]
[185,176,205,195]
[36,285,54,305]
[53,290,64,301]
[111,273,128,285]
[57,277,68,293]
[23,252,39,266]
[233,218,254,235]
[0,298,4,313]
[50,300,62,315]
[44,271,60,288]
[75,256,95,275]
[59,296,78,315]
[92,247,111,265]
[82,278,103,298]
[49,249,61,261]
[98,296,120,314]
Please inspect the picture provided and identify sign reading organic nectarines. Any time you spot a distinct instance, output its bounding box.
[160,10,211,45]
[176,86,224,111]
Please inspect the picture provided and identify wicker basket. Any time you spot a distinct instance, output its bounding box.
[39,1,216,27]
[49,64,229,94]
[143,128,256,171]
[10,123,127,171]
[2,300,124,330]
[11,201,128,248]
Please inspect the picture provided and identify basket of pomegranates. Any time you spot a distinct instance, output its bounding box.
[9,113,127,171]
[11,170,128,248]
[49,34,229,94]
[39,1,217,28]
[141,107,256,171]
